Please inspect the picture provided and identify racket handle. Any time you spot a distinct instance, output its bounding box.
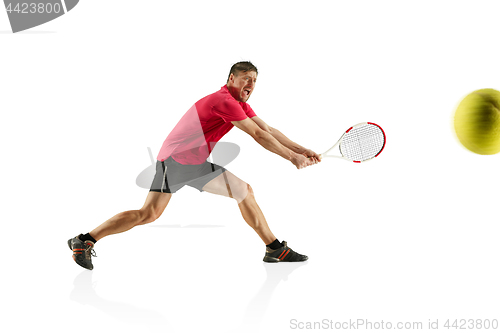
[309,154,323,162]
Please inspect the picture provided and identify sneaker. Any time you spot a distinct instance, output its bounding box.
[263,241,308,263]
[68,234,96,270]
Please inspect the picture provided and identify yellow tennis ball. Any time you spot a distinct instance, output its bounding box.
[454,88,500,155]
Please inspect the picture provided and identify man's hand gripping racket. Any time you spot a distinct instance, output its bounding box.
[318,122,386,163]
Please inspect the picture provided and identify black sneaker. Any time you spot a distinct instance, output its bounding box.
[68,234,96,270]
[263,241,308,263]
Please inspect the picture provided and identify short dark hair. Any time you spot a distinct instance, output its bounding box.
[227,61,258,82]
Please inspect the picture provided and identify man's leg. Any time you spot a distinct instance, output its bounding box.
[69,191,172,270]
[90,191,172,241]
[202,171,276,244]
[202,170,308,262]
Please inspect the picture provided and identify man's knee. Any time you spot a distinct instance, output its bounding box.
[234,183,252,203]
[247,184,254,196]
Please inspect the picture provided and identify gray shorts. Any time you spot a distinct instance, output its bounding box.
[149,156,226,193]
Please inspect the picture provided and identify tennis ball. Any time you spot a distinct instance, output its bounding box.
[454,88,500,155]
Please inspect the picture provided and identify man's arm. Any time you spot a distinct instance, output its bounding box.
[251,116,321,162]
[231,117,314,169]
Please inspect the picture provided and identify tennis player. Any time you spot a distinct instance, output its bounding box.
[68,61,321,270]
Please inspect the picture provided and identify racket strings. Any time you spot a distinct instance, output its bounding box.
[340,124,385,161]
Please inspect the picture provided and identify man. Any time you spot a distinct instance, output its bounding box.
[68,61,321,270]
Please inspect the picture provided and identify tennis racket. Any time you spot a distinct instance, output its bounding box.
[319,122,386,163]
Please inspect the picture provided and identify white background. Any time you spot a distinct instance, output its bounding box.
[1,1,500,332]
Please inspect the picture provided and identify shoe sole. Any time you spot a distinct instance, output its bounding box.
[263,256,281,263]
[263,257,308,263]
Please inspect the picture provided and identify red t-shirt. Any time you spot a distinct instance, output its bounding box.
[157,85,257,164]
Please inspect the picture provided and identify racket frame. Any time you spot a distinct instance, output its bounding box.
[319,122,386,163]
